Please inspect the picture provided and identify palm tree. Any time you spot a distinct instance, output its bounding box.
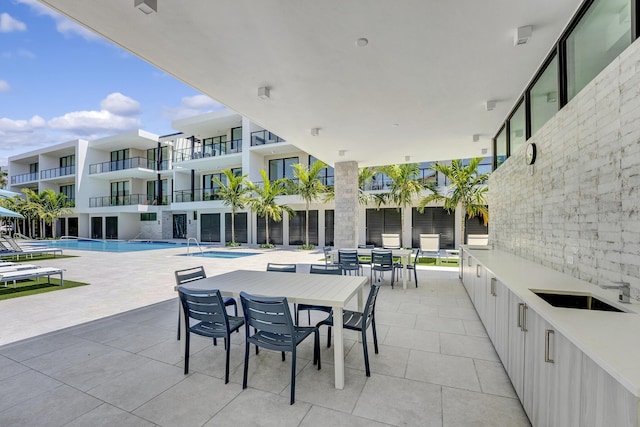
[22,189,72,239]
[212,169,251,246]
[289,161,328,249]
[418,158,489,245]
[377,163,424,248]
[247,169,293,247]
[322,166,377,205]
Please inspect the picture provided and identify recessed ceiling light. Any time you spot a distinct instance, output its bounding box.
[472,134,480,142]
[258,86,270,100]
[392,123,399,127]
[485,100,496,111]
[514,26,533,46]
[310,128,320,136]
[356,38,369,47]
[338,150,346,157]
[405,155,411,162]
[135,0,157,14]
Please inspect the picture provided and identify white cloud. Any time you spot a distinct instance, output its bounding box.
[16,0,98,40]
[0,13,26,32]
[0,80,10,92]
[163,95,226,121]
[48,110,141,134]
[0,115,45,133]
[100,92,141,116]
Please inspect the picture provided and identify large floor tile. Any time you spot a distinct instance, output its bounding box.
[87,359,186,411]
[437,306,480,321]
[345,342,409,377]
[463,319,489,337]
[383,326,440,352]
[21,339,117,375]
[133,372,242,427]
[442,387,530,427]
[353,374,443,426]
[228,349,309,392]
[0,332,86,362]
[0,354,29,380]
[375,310,417,328]
[406,350,481,391]
[439,333,499,361]
[204,388,310,427]
[0,384,102,427]
[178,341,245,380]
[66,403,155,427]
[293,363,367,412]
[300,405,390,427]
[414,314,466,334]
[397,302,440,315]
[474,359,517,398]
[0,370,63,412]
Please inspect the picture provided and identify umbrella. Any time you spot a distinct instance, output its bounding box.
[0,206,23,218]
[0,188,21,198]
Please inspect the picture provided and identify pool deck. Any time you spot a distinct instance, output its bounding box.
[0,245,529,426]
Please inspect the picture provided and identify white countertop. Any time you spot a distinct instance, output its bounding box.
[464,247,640,397]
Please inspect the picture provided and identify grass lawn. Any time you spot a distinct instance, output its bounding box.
[0,278,89,301]
[0,254,77,262]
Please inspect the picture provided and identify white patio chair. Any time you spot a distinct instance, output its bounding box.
[419,234,441,263]
[467,234,489,246]
[381,233,401,249]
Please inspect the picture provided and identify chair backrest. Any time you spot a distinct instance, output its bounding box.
[309,264,343,275]
[467,234,489,246]
[175,266,206,286]
[371,249,393,266]
[266,263,297,273]
[240,292,296,347]
[412,248,420,266]
[362,281,383,328]
[381,234,401,249]
[178,287,230,329]
[358,244,375,249]
[3,237,22,252]
[338,249,359,266]
[323,246,332,265]
[419,234,440,252]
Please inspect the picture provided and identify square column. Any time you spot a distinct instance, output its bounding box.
[334,161,359,248]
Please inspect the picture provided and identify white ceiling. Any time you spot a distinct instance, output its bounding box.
[39,0,583,167]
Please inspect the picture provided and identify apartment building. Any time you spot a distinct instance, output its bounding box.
[7,108,488,247]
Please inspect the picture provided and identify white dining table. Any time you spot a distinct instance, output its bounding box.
[178,269,367,389]
[330,248,413,290]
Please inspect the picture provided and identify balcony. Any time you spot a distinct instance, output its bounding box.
[173,188,222,203]
[89,157,159,180]
[40,165,76,180]
[250,130,285,146]
[10,172,38,185]
[173,140,242,162]
[89,194,169,207]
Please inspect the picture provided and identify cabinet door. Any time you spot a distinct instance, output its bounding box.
[580,356,639,427]
[462,254,475,300]
[548,330,582,427]
[523,309,554,427]
[484,275,497,345]
[473,263,487,323]
[493,279,510,365]
[506,292,526,401]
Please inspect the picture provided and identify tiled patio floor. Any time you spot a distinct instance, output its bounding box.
[0,248,530,426]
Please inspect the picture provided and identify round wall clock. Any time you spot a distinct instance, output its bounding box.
[525,142,537,165]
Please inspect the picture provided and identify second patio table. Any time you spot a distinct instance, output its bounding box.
[179,269,367,389]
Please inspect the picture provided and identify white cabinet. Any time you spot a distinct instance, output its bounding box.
[461,251,475,300]
[506,291,527,401]
[473,262,488,323]
[580,356,639,427]
[492,278,510,365]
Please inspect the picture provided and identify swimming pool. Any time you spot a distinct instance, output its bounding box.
[179,251,259,259]
[43,239,203,253]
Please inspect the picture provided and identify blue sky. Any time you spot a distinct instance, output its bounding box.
[0,0,225,165]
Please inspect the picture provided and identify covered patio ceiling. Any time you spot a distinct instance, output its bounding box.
[39,0,582,167]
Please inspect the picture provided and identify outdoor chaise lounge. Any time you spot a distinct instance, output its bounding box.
[0,237,63,259]
[0,267,64,288]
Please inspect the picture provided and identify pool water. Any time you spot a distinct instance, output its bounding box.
[179,251,259,259]
[44,239,200,253]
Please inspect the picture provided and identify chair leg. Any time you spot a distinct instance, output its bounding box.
[414,268,418,287]
[176,312,181,340]
[361,329,370,377]
[315,330,321,370]
[327,326,332,348]
[307,310,311,325]
[183,331,190,375]
[225,337,231,384]
[290,350,296,405]
[282,352,286,362]
[243,341,250,389]
[372,319,379,354]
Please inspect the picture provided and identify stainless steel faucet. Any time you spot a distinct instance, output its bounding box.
[601,282,631,303]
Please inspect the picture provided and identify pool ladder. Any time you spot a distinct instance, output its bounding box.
[186,238,204,256]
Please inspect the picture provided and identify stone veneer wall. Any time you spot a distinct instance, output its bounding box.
[489,39,640,300]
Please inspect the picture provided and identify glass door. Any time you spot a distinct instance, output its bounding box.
[173,214,187,239]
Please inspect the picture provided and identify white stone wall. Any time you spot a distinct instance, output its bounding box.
[490,39,640,300]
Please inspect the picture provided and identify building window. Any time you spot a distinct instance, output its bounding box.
[309,156,333,186]
[60,184,75,206]
[111,181,129,205]
[495,127,507,168]
[146,179,167,204]
[111,149,130,171]
[59,155,75,168]
[566,0,631,101]
[231,127,242,153]
[203,135,227,156]
[530,54,559,136]
[509,100,526,155]
[29,162,38,173]
[140,213,157,221]
[269,157,298,181]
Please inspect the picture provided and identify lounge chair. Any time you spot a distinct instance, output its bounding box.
[0,267,64,288]
[0,264,39,273]
[1,237,63,259]
[381,233,401,249]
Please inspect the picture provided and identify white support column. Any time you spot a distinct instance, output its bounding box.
[334,161,359,248]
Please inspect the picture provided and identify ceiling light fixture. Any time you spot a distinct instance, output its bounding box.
[135,0,157,15]
[472,134,480,142]
[258,86,270,100]
[338,150,346,157]
[405,155,411,162]
[485,100,496,111]
[310,128,320,137]
[514,26,533,46]
[481,148,488,155]
[356,38,369,47]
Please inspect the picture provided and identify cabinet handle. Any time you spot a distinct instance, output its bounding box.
[476,264,481,277]
[490,277,496,296]
[545,329,555,363]
[522,304,528,332]
[467,256,472,267]
[517,303,524,329]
